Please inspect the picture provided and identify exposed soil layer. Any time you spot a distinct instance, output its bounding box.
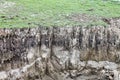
[0,18,120,80]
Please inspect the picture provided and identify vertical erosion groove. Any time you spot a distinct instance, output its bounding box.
[0,26,120,79]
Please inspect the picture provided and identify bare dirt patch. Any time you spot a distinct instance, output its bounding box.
[67,13,120,27]
[0,1,15,14]
[101,17,120,27]
[68,13,101,23]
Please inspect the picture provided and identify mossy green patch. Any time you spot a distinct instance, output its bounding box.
[0,0,120,28]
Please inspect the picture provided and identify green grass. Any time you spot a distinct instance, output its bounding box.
[0,0,120,28]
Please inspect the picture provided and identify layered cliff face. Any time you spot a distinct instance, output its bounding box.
[0,20,120,80]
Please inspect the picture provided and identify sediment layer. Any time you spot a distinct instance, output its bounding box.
[0,24,120,79]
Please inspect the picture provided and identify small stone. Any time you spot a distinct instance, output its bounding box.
[109,75,113,80]
[100,70,106,74]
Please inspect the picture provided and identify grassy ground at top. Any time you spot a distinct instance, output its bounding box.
[0,0,120,28]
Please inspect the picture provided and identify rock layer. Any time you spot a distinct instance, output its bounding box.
[0,24,120,80]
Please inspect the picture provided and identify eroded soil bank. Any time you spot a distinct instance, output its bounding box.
[0,20,120,80]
